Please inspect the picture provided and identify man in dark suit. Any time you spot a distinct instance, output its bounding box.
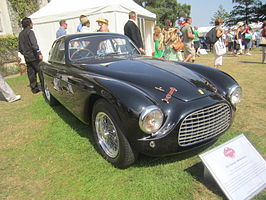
[124,11,144,53]
[18,17,43,94]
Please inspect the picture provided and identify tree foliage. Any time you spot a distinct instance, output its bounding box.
[134,0,191,27]
[8,0,39,20]
[210,5,230,25]
[229,0,266,25]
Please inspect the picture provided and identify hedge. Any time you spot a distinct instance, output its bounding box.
[0,35,18,64]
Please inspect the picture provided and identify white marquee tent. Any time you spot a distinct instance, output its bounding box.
[29,0,156,60]
[198,26,214,35]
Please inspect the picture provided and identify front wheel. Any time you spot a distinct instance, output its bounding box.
[91,99,137,168]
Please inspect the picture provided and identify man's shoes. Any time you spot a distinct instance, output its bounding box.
[32,88,41,94]
[31,83,42,94]
[8,95,21,103]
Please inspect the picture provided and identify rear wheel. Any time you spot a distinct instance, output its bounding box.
[92,99,137,168]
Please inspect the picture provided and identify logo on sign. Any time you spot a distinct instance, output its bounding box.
[224,147,236,158]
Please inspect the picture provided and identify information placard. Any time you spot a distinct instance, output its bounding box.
[199,134,266,200]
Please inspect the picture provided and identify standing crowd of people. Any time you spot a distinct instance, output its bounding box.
[56,15,110,39]
[153,17,266,67]
[225,22,262,56]
[1,12,266,103]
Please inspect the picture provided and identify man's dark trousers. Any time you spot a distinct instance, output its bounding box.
[26,60,42,93]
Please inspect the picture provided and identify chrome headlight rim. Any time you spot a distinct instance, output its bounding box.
[139,105,164,134]
[229,85,242,106]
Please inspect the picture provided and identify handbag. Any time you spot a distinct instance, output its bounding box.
[214,38,226,56]
[164,28,178,46]
[172,40,184,51]
[259,37,266,46]
[244,33,252,40]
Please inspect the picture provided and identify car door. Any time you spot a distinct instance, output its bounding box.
[48,38,74,105]
[57,38,95,120]
[43,39,65,102]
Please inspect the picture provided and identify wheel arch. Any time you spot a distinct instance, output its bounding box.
[83,78,156,140]
[84,94,102,123]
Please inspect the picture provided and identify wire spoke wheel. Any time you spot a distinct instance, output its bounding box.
[95,112,119,158]
[92,99,137,168]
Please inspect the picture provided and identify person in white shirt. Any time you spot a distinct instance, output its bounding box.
[76,15,86,32]
[80,17,91,33]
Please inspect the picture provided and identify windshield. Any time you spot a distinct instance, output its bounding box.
[69,35,140,61]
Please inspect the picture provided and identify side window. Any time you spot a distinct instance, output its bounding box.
[48,41,57,61]
[49,40,65,64]
[55,41,65,63]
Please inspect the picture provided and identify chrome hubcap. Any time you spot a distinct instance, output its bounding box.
[95,112,119,158]
[44,82,51,101]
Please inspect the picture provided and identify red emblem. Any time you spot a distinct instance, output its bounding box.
[162,87,177,103]
[224,147,236,158]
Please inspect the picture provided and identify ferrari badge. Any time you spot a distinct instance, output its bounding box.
[162,87,177,103]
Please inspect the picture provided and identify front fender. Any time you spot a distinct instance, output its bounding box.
[92,77,156,141]
[178,62,240,99]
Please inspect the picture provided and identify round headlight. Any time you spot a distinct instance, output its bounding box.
[230,86,242,105]
[139,105,164,134]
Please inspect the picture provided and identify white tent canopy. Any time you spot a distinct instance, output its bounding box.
[198,26,214,35]
[29,0,156,60]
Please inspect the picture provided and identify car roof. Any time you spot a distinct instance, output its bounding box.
[57,32,127,42]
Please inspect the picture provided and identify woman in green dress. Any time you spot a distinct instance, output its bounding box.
[153,26,164,58]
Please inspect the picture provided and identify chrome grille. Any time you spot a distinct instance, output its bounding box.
[178,103,231,147]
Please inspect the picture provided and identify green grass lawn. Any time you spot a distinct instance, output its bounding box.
[0,49,265,200]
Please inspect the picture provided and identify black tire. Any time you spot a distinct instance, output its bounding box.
[92,99,137,168]
[40,72,58,106]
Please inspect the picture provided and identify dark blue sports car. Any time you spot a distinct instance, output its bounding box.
[40,33,242,168]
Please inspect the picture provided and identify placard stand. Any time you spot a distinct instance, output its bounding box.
[203,165,215,183]
[200,134,266,200]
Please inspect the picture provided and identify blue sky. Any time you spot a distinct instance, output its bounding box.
[177,0,266,27]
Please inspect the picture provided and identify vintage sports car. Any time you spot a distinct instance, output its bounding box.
[40,33,242,168]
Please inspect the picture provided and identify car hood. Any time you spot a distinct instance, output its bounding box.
[83,56,216,102]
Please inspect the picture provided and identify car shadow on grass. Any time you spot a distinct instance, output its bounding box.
[134,140,216,168]
[185,162,227,199]
[239,61,263,64]
[51,104,96,147]
[50,104,219,169]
